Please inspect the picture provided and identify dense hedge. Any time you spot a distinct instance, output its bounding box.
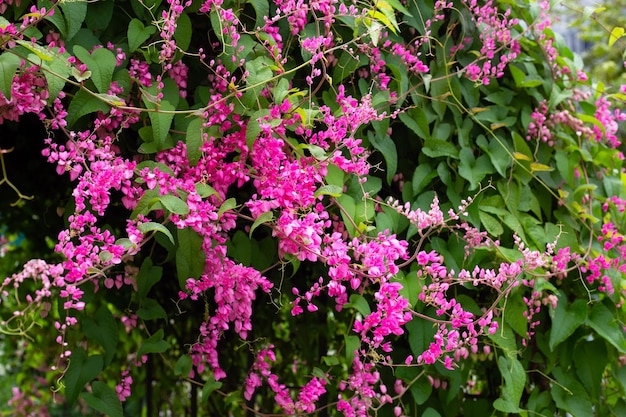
[0,0,625,416]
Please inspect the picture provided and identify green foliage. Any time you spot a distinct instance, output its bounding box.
[567,0,626,90]
[0,0,625,416]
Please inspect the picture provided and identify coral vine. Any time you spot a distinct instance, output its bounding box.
[0,0,625,415]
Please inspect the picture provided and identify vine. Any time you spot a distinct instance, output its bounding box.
[0,0,624,416]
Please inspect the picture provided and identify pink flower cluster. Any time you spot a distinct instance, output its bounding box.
[158,0,192,65]
[8,386,49,417]
[337,356,393,417]
[290,230,408,315]
[592,96,626,148]
[0,64,49,124]
[2,0,625,415]
[461,0,520,84]
[244,345,327,414]
[525,98,617,147]
[183,256,272,380]
[354,282,411,351]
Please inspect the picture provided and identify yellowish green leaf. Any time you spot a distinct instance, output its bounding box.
[513,152,531,161]
[609,26,625,47]
[530,162,554,172]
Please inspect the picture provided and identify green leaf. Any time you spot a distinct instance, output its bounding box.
[337,195,357,237]
[493,355,525,413]
[304,144,327,160]
[147,103,176,149]
[195,183,219,199]
[527,389,553,415]
[509,65,525,87]
[131,188,161,218]
[201,374,223,402]
[85,0,115,31]
[94,93,125,106]
[136,257,164,300]
[503,291,528,337]
[423,138,458,159]
[138,329,169,356]
[209,11,225,46]
[610,399,626,417]
[512,131,533,160]
[476,135,512,177]
[365,18,384,46]
[548,85,572,110]
[159,194,190,215]
[71,66,91,82]
[587,301,626,353]
[386,58,409,107]
[64,348,103,406]
[41,0,68,36]
[228,230,252,265]
[458,148,494,190]
[273,78,290,103]
[71,28,101,51]
[412,164,437,196]
[174,354,193,377]
[246,55,273,88]
[422,408,442,417]
[383,0,412,15]
[128,18,157,52]
[176,227,206,287]
[249,0,269,29]
[617,365,626,395]
[43,48,71,103]
[574,339,607,399]
[409,376,432,405]
[487,320,518,354]
[368,8,399,34]
[83,305,118,366]
[395,270,420,307]
[185,117,204,166]
[315,184,343,198]
[137,298,168,320]
[245,109,269,149]
[322,355,340,366]
[455,294,482,316]
[82,381,124,417]
[549,295,587,350]
[98,250,113,263]
[354,199,375,226]
[346,294,371,316]
[73,45,117,93]
[344,334,360,364]
[0,53,21,100]
[479,210,503,236]
[407,317,437,358]
[325,163,344,187]
[582,6,597,21]
[138,221,175,245]
[551,367,594,417]
[142,80,179,149]
[521,78,544,88]
[530,162,554,173]
[249,211,273,237]
[609,26,625,47]
[174,12,192,50]
[368,132,397,184]
[217,197,237,219]
[66,88,111,127]
[60,0,87,41]
[333,50,367,85]
[15,40,54,62]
